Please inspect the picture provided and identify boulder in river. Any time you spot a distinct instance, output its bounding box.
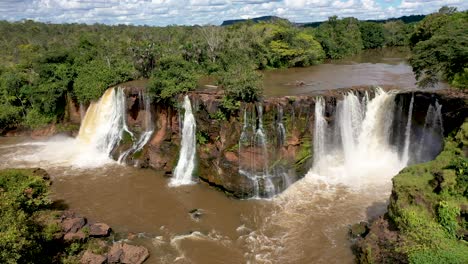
[108,243,149,264]
[62,216,86,233]
[89,223,111,237]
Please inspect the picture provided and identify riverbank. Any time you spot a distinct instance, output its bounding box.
[0,168,150,264]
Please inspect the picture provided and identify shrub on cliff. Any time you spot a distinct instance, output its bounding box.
[216,62,263,118]
[217,63,263,103]
[147,56,199,104]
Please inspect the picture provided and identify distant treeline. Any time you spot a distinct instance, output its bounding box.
[0,6,466,131]
[302,14,426,28]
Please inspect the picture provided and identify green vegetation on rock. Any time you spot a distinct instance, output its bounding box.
[355,121,468,264]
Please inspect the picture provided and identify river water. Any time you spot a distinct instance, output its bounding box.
[263,48,447,96]
[0,136,390,263]
[0,50,426,263]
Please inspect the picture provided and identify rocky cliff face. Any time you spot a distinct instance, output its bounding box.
[143,88,467,198]
[64,85,467,199]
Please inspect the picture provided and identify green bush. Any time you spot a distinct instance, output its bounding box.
[436,201,460,237]
[147,56,199,104]
[74,59,133,103]
[0,169,51,264]
[217,63,263,103]
[0,103,23,129]
[23,108,55,129]
[446,156,468,197]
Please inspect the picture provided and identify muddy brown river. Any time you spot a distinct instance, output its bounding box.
[0,135,391,264]
[0,49,427,263]
[263,48,447,96]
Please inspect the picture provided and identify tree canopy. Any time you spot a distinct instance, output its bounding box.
[409,10,468,89]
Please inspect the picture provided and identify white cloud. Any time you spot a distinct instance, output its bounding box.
[0,0,467,25]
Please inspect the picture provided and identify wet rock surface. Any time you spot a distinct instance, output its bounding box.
[143,88,467,198]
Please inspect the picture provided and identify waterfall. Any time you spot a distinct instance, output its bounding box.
[276,106,286,147]
[338,92,364,163]
[77,87,128,155]
[238,104,279,198]
[254,104,275,197]
[118,91,154,164]
[416,101,444,163]
[170,95,197,187]
[313,97,327,170]
[401,94,414,164]
[308,88,404,188]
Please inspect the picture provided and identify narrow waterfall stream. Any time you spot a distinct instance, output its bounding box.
[401,94,414,164]
[118,91,154,164]
[416,101,444,163]
[170,95,197,187]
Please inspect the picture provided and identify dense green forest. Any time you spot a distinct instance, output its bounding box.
[0,7,466,132]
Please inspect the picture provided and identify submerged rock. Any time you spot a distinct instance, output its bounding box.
[189,208,204,221]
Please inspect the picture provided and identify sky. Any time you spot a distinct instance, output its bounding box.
[0,0,467,26]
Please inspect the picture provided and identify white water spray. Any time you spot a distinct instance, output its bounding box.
[310,88,404,188]
[77,87,129,155]
[9,87,129,169]
[170,95,197,186]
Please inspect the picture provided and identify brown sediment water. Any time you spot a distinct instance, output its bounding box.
[262,48,448,96]
[0,136,390,263]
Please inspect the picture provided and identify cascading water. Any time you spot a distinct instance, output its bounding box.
[77,87,129,155]
[170,95,197,187]
[276,106,286,147]
[401,94,414,164]
[242,88,416,263]
[416,100,444,163]
[313,97,327,167]
[239,107,254,177]
[11,87,130,169]
[310,88,404,188]
[239,104,279,198]
[118,91,154,164]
